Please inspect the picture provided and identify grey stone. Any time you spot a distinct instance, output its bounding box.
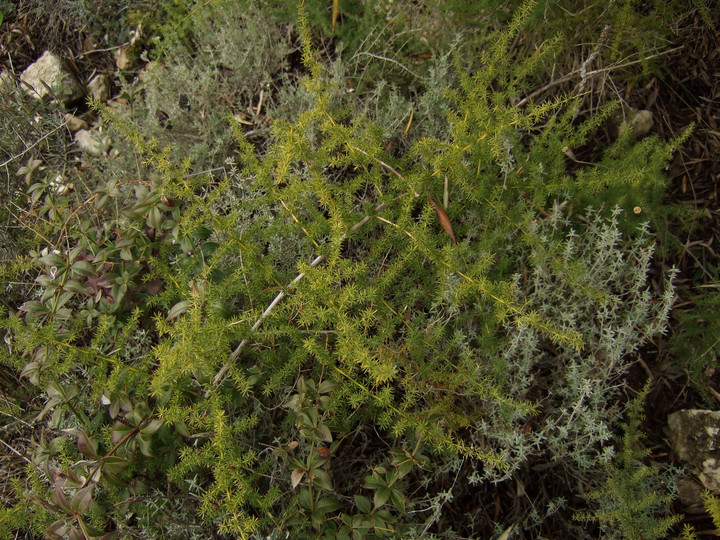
[620,109,654,139]
[87,74,111,102]
[20,51,84,104]
[64,113,90,132]
[677,477,705,513]
[609,107,655,140]
[115,46,131,70]
[667,409,720,493]
[75,129,111,156]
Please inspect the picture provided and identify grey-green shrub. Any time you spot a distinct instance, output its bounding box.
[469,206,677,483]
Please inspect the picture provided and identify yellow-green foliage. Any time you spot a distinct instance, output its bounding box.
[679,490,720,538]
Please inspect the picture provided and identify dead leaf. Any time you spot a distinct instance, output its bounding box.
[428,196,457,245]
[291,468,305,489]
[332,0,340,31]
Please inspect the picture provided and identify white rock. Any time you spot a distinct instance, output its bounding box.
[49,174,74,195]
[115,46,131,70]
[667,409,720,493]
[75,129,111,156]
[87,74,111,102]
[64,113,90,132]
[20,51,84,104]
[619,109,654,139]
[115,24,143,71]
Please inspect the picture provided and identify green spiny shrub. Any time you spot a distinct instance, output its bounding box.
[574,381,682,540]
[680,489,720,539]
[670,288,720,403]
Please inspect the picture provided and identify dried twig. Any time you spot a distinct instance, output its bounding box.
[572,25,610,118]
[0,120,70,167]
[516,46,683,108]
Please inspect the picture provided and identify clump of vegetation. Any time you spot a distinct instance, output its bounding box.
[575,381,682,540]
[0,0,704,538]
[670,289,720,402]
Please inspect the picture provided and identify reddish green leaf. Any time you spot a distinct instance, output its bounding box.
[63,428,98,459]
[46,519,69,539]
[70,484,94,514]
[52,485,72,513]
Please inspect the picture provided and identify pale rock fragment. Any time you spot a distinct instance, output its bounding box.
[620,109,654,139]
[87,74,111,102]
[75,129,111,156]
[64,113,90,132]
[667,409,720,493]
[676,477,705,513]
[0,70,14,93]
[20,51,84,104]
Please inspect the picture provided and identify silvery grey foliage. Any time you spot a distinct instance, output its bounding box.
[474,205,677,481]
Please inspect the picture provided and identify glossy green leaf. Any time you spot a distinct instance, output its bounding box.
[316,497,341,513]
[137,433,153,457]
[373,486,391,509]
[354,494,371,514]
[313,469,333,491]
[316,423,332,443]
[140,418,163,436]
[63,279,87,293]
[40,252,65,267]
[298,488,312,509]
